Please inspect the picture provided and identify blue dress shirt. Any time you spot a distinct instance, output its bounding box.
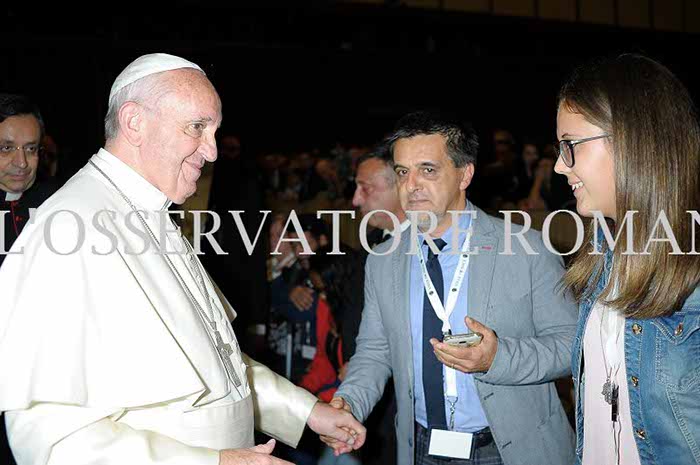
[410,209,489,432]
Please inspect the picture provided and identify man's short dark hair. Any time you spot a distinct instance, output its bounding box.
[384,111,478,168]
[0,94,45,135]
[356,142,391,168]
[355,142,397,186]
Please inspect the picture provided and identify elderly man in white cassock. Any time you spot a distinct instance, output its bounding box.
[0,53,366,465]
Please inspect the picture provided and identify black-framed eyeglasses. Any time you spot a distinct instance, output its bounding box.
[556,134,610,168]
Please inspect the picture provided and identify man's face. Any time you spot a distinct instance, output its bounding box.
[140,70,222,204]
[493,130,514,160]
[352,157,402,230]
[315,159,336,182]
[297,152,314,171]
[0,114,41,194]
[393,134,473,233]
[522,144,539,166]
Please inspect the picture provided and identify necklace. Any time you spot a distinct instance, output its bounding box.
[599,303,623,423]
[89,160,243,390]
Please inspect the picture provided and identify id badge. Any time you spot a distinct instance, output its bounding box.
[428,429,473,460]
[301,344,317,360]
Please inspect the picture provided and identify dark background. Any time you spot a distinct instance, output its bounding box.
[2,2,699,165]
[2,4,698,463]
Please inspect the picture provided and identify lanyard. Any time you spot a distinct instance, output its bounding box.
[417,222,474,401]
[417,225,474,335]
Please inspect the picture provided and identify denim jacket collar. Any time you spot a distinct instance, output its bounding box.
[584,226,614,307]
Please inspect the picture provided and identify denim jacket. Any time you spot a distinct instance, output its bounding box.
[571,249,700,465]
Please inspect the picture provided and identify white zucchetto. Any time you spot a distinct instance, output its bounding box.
[109,53,204,102]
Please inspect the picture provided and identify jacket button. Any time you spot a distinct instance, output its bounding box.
[408,389,413,399]
[632,324,642,335]
[409,438,413,447]
[635,429,647,440]
[631,376,639,387]
[674,323,684,336]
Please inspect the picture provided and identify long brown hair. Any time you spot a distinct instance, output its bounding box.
[560,54,700,318]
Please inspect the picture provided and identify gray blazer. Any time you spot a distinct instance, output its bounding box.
[336,207,577,465]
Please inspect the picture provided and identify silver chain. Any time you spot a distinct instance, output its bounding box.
[89,160,218,329]
[89,160,245,391]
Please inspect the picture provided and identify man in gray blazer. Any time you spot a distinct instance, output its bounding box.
[324,112,576,465]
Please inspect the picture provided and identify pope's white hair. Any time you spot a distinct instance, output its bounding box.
[103,72,170,142]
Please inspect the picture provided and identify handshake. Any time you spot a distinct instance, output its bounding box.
[311,396,363,456]
[220,397,365,465]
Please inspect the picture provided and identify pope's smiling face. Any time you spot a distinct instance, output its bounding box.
[140,69,222,204]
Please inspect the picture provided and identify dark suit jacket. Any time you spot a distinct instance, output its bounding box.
[1,181,57,268]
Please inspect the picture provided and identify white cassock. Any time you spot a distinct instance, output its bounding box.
[0,149,318,465]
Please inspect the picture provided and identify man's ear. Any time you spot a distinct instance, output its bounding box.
[459,163,475,191]
[117,102,147,147]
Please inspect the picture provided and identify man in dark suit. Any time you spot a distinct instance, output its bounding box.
[0,94,57,268]
[0,94,56,465]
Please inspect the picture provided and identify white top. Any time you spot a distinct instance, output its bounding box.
[582,300,641,465]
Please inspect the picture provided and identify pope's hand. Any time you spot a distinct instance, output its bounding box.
[308,399,365,456]
[219,439,292,464]
[430,317,498,373]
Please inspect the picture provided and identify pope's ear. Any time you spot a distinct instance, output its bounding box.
[117,101,147,147]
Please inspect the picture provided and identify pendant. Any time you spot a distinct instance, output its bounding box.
[602,378,613,405]
[214,330,242,387]
[611,384,619,423]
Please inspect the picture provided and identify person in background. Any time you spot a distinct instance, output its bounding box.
[0,93,57,465]
[301,252,364,465]
[269,215,331,380]
[36,134,60,181]
[298,253,346,403]
[478,128,520,210]
[352,145,409,248]
[0,94,56,269]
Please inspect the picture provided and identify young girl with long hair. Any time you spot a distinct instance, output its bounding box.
[554,54,700,465]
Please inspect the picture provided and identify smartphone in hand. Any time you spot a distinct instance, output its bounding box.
[443,332,483,347]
